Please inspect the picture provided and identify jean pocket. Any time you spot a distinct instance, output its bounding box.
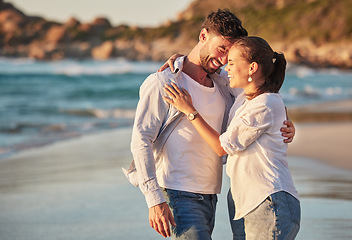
[177,191,204,201]
[285,193,301,225]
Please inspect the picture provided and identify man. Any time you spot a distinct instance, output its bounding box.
[124,9,295,239]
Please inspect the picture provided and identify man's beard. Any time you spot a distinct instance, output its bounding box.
[199,49,218,74]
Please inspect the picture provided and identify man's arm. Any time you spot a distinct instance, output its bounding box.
[131,74,166,207]
[281,107,295,143]
[131,73,176,237]
[281,120,295,143]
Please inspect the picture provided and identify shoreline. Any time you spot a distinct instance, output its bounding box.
[0,128,133,191]
[1,101,352,240]
[1,122,351,172]
[286,99,352,170]
[287,122,352,171]
[1,99,352,171]
[287,99,352,123]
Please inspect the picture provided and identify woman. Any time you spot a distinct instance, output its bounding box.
[163,36,300,240]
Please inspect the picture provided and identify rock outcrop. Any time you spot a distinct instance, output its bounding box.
[0,0,351,68]
[92,41,114,60]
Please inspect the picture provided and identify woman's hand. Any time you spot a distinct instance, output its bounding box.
[157,54,185,72]
[164,83,225,156]
[163,83,195,115]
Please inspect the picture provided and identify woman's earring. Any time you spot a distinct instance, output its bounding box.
[248,76,253,82]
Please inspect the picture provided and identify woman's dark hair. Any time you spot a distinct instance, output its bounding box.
[233,36,286,98]
[202,9,248,43]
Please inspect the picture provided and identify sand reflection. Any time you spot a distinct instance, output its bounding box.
[288,156,352,239]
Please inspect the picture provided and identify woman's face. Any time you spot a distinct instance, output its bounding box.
[225,46,251,89]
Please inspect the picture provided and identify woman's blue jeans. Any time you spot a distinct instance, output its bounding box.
[162,188,217,240]
[228,189,301,240]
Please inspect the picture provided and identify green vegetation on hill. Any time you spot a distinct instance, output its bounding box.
[237,0,352,44]
[1,0,351,67]
[111,0,352,46]
[101,19,202,43]
[175,0,352,44]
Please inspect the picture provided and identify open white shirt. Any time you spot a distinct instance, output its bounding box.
[220,92,299,220]
[129,57,235,208]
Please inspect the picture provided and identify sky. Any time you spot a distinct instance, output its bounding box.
[6,0,194,27]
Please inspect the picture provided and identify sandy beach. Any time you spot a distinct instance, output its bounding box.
[0,100,352,239]
[287,99,352,170]
[288,122,352,170]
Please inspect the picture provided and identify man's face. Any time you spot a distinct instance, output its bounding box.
[199,32,233,74]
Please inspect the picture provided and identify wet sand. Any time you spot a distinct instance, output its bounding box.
[287,122,352,171]
[287,99,352,170]
[0,100,352,239]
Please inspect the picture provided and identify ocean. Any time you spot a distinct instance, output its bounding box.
[0,57,352,239]
[1,57,352,157]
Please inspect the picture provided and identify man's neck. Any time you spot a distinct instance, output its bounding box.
[182,48,214,88]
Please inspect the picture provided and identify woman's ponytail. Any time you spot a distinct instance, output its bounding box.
[267,51,287,93]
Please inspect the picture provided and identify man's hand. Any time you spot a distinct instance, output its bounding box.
[149,202,176,238]
[280,120,295,143]
[157,54,184,73]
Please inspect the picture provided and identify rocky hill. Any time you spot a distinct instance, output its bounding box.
[1,0,351,68]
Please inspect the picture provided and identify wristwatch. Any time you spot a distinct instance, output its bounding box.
[187,110,198,121]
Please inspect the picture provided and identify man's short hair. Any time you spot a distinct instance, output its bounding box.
[202,9,248,43]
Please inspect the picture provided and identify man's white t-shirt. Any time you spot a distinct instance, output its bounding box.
[157,72,226,194]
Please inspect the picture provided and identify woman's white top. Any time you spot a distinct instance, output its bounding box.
[220,92,299,220]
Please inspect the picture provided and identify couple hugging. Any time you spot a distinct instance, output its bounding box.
[123,9,300,240]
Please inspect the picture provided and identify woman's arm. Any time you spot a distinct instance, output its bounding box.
[158,53,222,74]
[158,56,295,143]
[164,83,274,157]
[163,83,227,156]
[157,54,184,73]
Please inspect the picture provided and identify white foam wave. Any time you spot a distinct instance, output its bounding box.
[287,63,352,78]
[0,57,162,75]
[61,108,136,119]
[325,87,342,96]
[87,109,136,119]
[288,86,319,97]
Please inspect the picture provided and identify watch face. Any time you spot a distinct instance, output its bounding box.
[188,113,194,121]
[187,111,197,121]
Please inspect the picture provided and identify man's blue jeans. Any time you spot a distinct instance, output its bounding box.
[228,189,301,240]
[162,188,217,240]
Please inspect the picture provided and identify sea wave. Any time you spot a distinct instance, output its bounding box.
[0,57,163,76]
[2,58,352,77]
[281,85,352,104]
[286,63,352,78]
[1,58,352,159]
[60,108,136,119]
